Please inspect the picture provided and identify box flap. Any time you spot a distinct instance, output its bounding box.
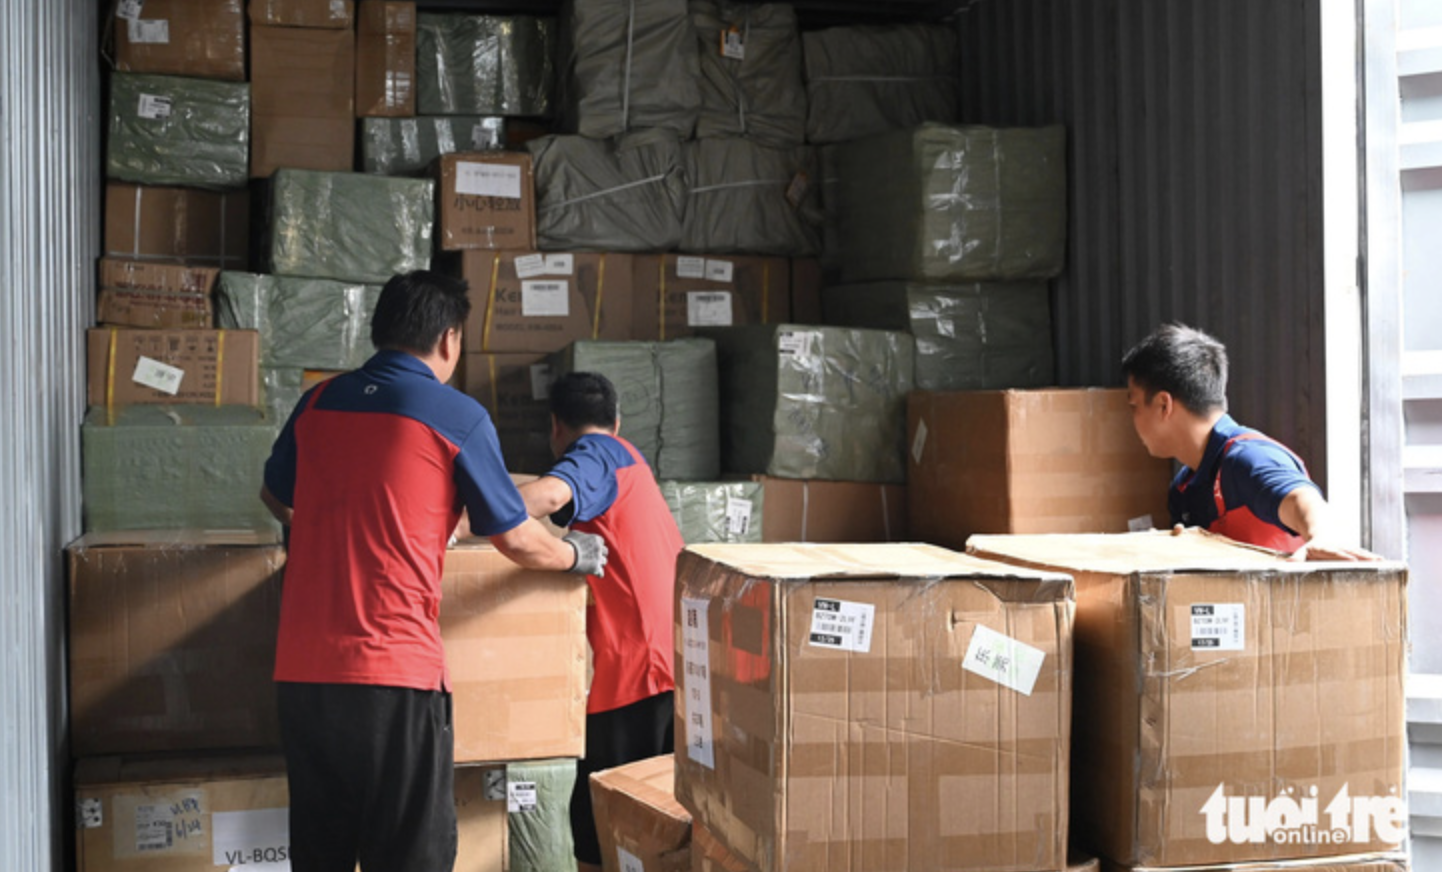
[67,529,283,550]
[684,542,1070,587]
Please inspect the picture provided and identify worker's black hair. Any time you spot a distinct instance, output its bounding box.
[549,371,618,431]
[1121,322,1229,414]
[370,270,471,355]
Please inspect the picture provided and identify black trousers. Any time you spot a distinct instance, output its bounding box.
[277,682,457,872]
[571,691,676,865]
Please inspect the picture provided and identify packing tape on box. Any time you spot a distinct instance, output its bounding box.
[1154,738,1401,790]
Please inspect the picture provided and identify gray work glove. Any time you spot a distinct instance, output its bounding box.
[563,530,607,577]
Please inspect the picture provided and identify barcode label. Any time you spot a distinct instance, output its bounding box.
[676,256,706,279]
[808,598,875,653]
[137,93,171,120]
[1190,604,1245,651]
[721,27,745,59]
[507,782,538,813]
[134,805,172,853]
[680,597,715,769]
[687,291,732,326]
[778,330,819,359]
[521,281,569,317]
[724,497,752,538]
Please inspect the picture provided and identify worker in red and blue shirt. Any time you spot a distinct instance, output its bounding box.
[259,271,607,872]
[514,372,684,872]
[1121,322,1376,560]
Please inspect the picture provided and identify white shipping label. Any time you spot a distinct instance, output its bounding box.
[329,0,347,16]
[680,597,715,769]
[1127,514,1155,532]
[777,330,819,359]
[133,793,204,853]
[134,804,174,853]
[808,598,875,653]
[471,122,501,149]
[704,259,734,283]
[455,162,522,199]
[521,281,569,317]
[133,356,184,395]
[529,364,553,401]
[962,625,1046,696]
[911,418,929,465]
[543,253,575,275]
[77,798,103,830]
[482,769,507,801]
[127,18,170,44]
[721,28,745,60]
[618,846,646,872]
[676,256,706,279]
[724,497,753,538]
[508,781,538,813]
[687,291,732,327]
[211,808,289,868]
[116,0,144,21]
[137,93,172,120]
[514,253,546,279]
[1190,604,1245,651]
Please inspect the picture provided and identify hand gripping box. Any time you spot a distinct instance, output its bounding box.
[967,530,1408,868]
[674,542,1074,872]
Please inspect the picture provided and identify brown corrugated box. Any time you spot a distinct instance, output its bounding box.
[437,153,538,251]
[97,259,219,329]
[967,530,1408,868]
[67,532,285,757]
[103,183,249,268]
[249,0,354,27]
[592,755,692,872]
[631,255,790,341]
[356,1,416,117]
[250,25,356,177]
[750,476,906,543]
[457,353,555,475]
[86,328,259,407]
[1101,855,1408,872]
[441,543,587,764]
[452,250,633,353]
[114,0,246,81]
[455,765,509,872]
[908,388,1173,550]
[789,257,823,324]
[673,543,1074,872]
[692,821,752,872]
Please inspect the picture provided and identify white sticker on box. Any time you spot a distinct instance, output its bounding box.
[1190,604,1245,651]
[133,356,184,394]
[676,256,706,279]
[530,363,553,401]
[483,769,507,801]
[329,0,347,17]
[137,93,172,120]
[618,846,646,872]
[134,804,174,853]
[116,0,144,21]
[455,162,522,199]
[724,496,753,538]
[704,259,734,283]
[212,808,288,868]
[507,781,538,813]
[680,597,715,769]
[127,18,170,44]
[777,330,818,359]
[808,598,875,653]
[962,625,1046,696]
[721,27,745,60]
[911,418,928,465]
[521,281,569,317]
[544,253,575,275]
[1128,514,1155,532]
[78,798,103,830]
[514,253,546,279]
[687,291,732,327]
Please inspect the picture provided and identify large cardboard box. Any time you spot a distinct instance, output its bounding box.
[632,255,790,341]
[457,353,554,475]
[966,531,1408,868]
[788,257,823,325]
[456,765,509,872]
[97,259,218,329]
[250,26,356,177]
[103,183,248,268]
[249,0,354,27]
[356,1,416,117]
[692,822,750,872]
[452,251,633,353]
[592,755,692,872]
[441,544,587,764]
[437,153,538,251]
[674,543,1074,872]
[86,328,259,407]
[114,0,246,81]
[908,389,1173,550]
[751,476,906,543]
[67,532,285,757]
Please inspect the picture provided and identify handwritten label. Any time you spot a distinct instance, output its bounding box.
[962,625,1046,696]
[808,598,875,652]
[680,597,715,769]
[133,356,184,395]
[455,162,521,199]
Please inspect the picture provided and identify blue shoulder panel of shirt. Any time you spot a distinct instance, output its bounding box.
[1169,414,1318,530]
[546,433,638,525]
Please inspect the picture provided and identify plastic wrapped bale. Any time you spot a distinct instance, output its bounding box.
[528,129,687,252]
[82,405,278,533]
[361,117,507,175]
[261,367,303,432]
[701,324,914,483]
[659,480,764,543]
[267,170,435,284]
[681,138,820,256]
[550,339,719,480]
[822,281,1054,391]
[818,144,842,273]
[690,1,806,147]
[833,124,1067,283]
[416,13,555,116]
[556,0,701,138]
[506,759,577,872]
[107,73,250,190]
[802,24,960,145]
[216,272,381,370]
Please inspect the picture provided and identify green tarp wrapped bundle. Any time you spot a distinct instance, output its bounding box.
[802,24,959,145]
[833,124,1067,283]
[551,339,719,480]
[528,129,687,252]
[267,170,434,284]
[82,405,277,533]
[506,759,577,872]
[822,282,1054,391]
[416,14,555,116]
[556,0,700,138]
[702,324,914,483]
[361,117,506,176]
[691,1,806,147]
[659,480,764,543]
[261,367,304,430]
[107,73,250,190]
[216,272,380,370]
[681,138,820,256]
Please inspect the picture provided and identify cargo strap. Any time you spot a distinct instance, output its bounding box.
[592,255,606,339]
[762,261,770,323]
[214,330,225,407]
[658,256,668,341]
[487,355,499,413]
[622,0,636,131]
[482,254,502,352]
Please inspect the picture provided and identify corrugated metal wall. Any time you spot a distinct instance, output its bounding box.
[0,0,98,867]
[955,0,1330,487]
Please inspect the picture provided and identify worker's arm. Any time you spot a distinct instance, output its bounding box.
[490,518,606,575]
[516,475,575,522]
[259,485,293,526]
[1277,487,1380,561]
